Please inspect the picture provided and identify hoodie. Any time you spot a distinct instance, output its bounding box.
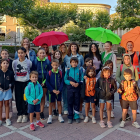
[116,54,139,84]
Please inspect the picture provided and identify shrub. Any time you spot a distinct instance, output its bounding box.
[117,47,125,55]
[2,46,20,53]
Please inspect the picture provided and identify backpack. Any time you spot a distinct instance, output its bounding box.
[24,84,41,101]
[120,64,135,73]
[48,70,62,78]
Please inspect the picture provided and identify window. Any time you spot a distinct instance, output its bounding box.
[16,26,24,43]
[0,26,6,41]
[0,15,6,22]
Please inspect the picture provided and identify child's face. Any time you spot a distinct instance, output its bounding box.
[104,43,112,52]
[51,62,59,71]
[103,70,110,79]
[23,39,29,50]
[124,56,130,66]
[42,45,48,53]
[1,51,9,59]
[30,74,38,83]
[88,70,94,77]
[71,45,77,52]
[86,60,93,67]
[107,63,113,70]
[55,52,61,60]
[1,61,9,70]
[61,45,66,53]
[124,74,132,81]
[70,60,78,68]
[18,50,26,60]
[127,42,133,51]
[38,50,46,60]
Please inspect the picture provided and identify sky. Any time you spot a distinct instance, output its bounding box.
[51,0,117,14]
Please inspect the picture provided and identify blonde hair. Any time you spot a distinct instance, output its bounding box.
[21,37,30,49]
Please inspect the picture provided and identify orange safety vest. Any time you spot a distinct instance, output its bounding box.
[85,77,96,97]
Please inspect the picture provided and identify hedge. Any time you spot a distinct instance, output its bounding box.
[2,46,20,53]
[117,47,125,55]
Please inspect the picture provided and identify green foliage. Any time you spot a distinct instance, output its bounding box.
[2,46,20,53]
[117,47,125,55]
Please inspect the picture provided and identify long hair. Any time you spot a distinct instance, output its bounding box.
[59,43,67,54]
[41,43,50,55]
[53,50,62,64]
[88,43,101,61]
[83,57,93,69]
[86,66,96,78]
[67,42,80,56]
[21,37,30,49]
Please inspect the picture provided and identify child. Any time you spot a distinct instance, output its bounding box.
[83,57,93,73]
[84,67,96,123]
[95,66,117,128]
[116,54,139,121]
[12,47,32,123]
[64,57,83,124]
[101,41,117,77]
[46,59,64,124]
[118,69,140,129]
[0,59,14,126]
[36,48,51,120]
[25,71,45,131]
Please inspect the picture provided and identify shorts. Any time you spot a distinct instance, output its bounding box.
[99,99,112,104]
[49,92,62,103]
[85,96,95,103]
[122,100,137,110]
[38,78,47,88]
[28,103,40,113]
[119,94,122,100]
[0,89,12,101]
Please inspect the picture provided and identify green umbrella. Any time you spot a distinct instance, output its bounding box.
[85,27,121,44]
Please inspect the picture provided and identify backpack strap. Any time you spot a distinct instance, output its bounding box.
[120,64,123,72]
[58,70,62,78]
[49,70,52,76]
[28,84,31,93]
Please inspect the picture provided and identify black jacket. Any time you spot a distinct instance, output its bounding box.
[95,77,117,100]
[0,69,14,91]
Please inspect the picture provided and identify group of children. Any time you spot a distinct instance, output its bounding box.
[0,40,140,131]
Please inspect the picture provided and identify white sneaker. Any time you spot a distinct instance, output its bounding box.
[58,116,64,123]
[84,117,89,123]
[103,112,106,119]
[17,115,23,123]
[120,121,125,128]
[0,120,2,126]
[47,117,52,124]
[92,117,96,124]
[88,112,92,118]
[137,110,140,114]
[132,122,140,129]
[22,115,28,123]
[64,111,68,115]
[111,111,115,118]
[79,113,84,120]
[6,119,11,126]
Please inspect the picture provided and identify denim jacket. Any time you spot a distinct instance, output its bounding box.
[64,53,84,71]
[15,49,37,71]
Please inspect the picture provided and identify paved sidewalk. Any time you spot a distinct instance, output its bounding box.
[0,101,140,140]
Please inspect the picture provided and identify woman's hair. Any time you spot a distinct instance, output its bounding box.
[86,66,96,78]
[41,43,50,55]
[105,41,112,46]
[104,60,113,75]
[100,66,111,78]
[67,42,80,56]
[124,68,132,76]
[59,43,67,54]
[30,71,38,78]
[83,57,93,69]
[18,47,26,53]
[126,41,134,46]
[21,37,30,49]
[88,43,101,61]
[53,50,62,64]
[1,49,9,54]
[0,58,9,69]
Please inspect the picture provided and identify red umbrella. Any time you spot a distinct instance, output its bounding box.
[32,31,69,46]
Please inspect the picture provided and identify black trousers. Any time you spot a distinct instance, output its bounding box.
[67,90,80,119]
[15,81,28,116]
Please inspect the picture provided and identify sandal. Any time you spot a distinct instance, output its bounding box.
[107,121,113,128]
[99,121,106,128]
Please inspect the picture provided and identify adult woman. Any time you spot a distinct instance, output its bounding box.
[84,43,102,75]
[59,43,67,60]
[15,37,36,71]
[64,42,84,117]
[41,43,51,62]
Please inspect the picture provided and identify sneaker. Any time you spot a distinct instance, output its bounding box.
[36,121,45,128]
[99,121,106,128]
[17,115,23,123]
[30,124,35,131]
[107,121,113,128]
[132,122,140,129]
[22,115,28,123]
[84,117,89,123]
[53,109,58,116]
[120,121,125,128]
[64,110,68,115]
[111,111,115,118]
[58,116,64,123]
[137,110,140,114]
[76,118,80,123]
[92,117,96,124]
[40,112,45,120]
[0,120,2,126]
[103,112,106,119]
[88,112,92,119]
[6,119,11,126]
[68,119,73,124]
[79,113,84,120]
[47,117,52,124]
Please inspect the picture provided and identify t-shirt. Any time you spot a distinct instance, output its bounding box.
[93,56,101,70]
